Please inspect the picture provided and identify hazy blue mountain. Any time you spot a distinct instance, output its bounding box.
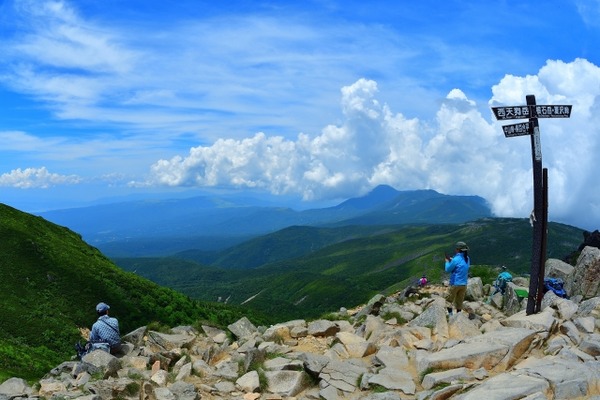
[38,185,492,256]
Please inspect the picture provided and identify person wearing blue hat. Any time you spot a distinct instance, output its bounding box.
[88,302,121,354]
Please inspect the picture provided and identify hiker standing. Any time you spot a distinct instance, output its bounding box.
[444,241,470,315]
[89,302,121,355]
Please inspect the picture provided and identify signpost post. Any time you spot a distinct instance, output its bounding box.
[491,96,571,314]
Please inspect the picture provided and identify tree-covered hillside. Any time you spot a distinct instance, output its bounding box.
[0,204,268,382]
[115,218,583,322]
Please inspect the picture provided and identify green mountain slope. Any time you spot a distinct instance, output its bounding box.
[0,204,268,381]
[176,225,395,269]
[115,218,583,322]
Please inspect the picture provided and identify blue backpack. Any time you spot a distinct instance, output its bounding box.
[543,277,568,298]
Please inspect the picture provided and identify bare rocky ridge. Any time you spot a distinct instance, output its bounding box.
[1,246,600,400]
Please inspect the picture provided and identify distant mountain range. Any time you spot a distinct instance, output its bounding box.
[0,191,585,380]
[39,185,492,257]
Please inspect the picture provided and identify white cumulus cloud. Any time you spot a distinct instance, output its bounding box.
[147,59,600,229]
[0,167,81,188]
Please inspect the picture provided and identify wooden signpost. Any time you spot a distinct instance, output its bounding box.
[492,95,572,314]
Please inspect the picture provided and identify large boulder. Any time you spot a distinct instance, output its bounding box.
[566,246,600,299]
[545,258,574,282]
[466,277,484,301]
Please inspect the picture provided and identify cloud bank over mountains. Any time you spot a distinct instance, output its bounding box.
[0,1,599,230]
[145,59,600,229]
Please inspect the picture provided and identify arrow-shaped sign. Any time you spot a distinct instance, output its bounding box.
[492,105,572,120]
[502,122,532,137]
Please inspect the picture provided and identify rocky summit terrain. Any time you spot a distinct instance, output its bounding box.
[1,246,600,400]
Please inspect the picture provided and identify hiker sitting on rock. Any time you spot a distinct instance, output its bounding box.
[492,266,513,295]
[89,302,121,355]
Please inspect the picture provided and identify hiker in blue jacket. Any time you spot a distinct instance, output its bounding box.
[445,241,470,315]
[89,302,121,354]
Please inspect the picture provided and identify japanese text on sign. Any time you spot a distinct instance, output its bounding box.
[492,106,531,120]
[534,105,571,118]
[502,122,531,137]
[493,105,572,120]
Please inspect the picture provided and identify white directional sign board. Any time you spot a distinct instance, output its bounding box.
[492,105,572,120]
[533,105,571,118]
[502,122,532,137]
[492,106,532,120]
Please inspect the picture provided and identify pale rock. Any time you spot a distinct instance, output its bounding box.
[579,334,600,356]
[214,359,240,379]
[368,367,415,394]
[574,316,596,333]
[81,349,121,378]
[466,277,484,301]
[421,367,471,390]
[453,372,549,400]
[327,342,350,359]
[417,340,509,374]
[414,338,434,351]
[407,297,449,342]
[263,356,304,371]
[147,331,196,351]
[151,369,169,386]
[0,377,33,397]
[214,380,236,393]
[373,345,409,369]
[501,309,557,337]
[154,386,176,400]
[514,356,600,399]
[560,320,582,345]
[364,314,388,343]
[429,383,463,399]
[168,380,198,400]
[236,370,260,393]
[558,345,596,361]
[228,317,259,340]
[545,334,572,355]
[175,362,192,381]
[124,355,149,370]
[334,331,376,358]
[465,327,537,371]
[265,370,310,397]
[38,379,68,397]
[263,324,291,343]
[448,312,482,340]
[319,359,367,393]
[307,320,339,337]
[172,355,188,375]
[319,384,340,400]
[290,325,309,338]
[567,246,600,299]
[545,258,575,282]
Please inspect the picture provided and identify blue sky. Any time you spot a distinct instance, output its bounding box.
[1,0,600,230]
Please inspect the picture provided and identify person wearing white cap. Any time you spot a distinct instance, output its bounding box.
[89,302,121,354]
[444,241,471,315]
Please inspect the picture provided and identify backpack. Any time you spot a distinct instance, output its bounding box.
[543,277,568,298]
[74,341,111,359]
